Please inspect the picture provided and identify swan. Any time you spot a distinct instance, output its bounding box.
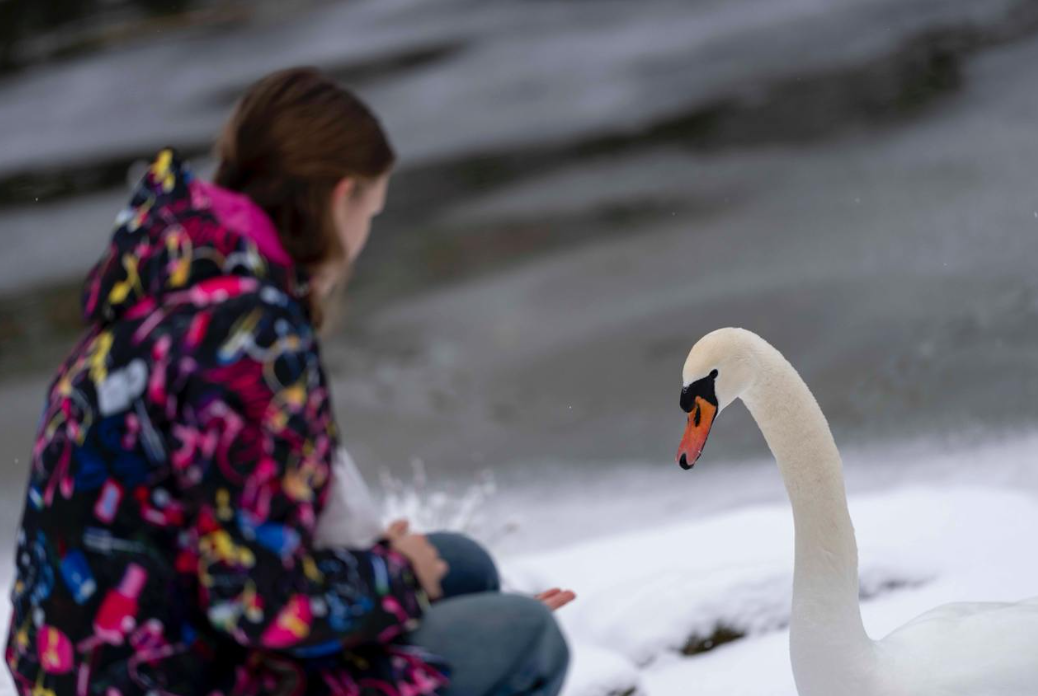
[675,328,1038,696]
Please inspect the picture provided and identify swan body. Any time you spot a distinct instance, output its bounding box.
[876,598,1038,695]
[676,328,1038,696]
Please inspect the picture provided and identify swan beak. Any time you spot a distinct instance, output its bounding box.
[677,397,716,470]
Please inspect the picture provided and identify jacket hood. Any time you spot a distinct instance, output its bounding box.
[81,149,311,325]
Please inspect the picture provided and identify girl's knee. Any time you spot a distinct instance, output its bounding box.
[538,606,570,681]
[536,602,569,671]
[503,596,570,695]
[407,593,570,696]
[428,532,500,596]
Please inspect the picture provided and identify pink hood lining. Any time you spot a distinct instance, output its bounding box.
[190,179,293,266]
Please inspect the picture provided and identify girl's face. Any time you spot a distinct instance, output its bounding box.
[315,173,390,298]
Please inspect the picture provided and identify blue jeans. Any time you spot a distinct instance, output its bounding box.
[407,533,570,696]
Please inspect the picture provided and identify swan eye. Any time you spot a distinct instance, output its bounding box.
[710,369,719,379]
[680,373,720,412]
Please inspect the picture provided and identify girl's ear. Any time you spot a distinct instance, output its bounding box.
[331,176,356,208]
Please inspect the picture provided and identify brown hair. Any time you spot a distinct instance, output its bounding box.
[213,67,395,329]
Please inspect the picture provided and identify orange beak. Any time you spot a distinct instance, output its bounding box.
[677,396,716,470]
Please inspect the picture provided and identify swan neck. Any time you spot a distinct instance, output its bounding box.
[741,340,872,668]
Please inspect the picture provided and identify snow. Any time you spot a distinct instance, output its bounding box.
[500,477,1038,696]
[0,433,1036,695]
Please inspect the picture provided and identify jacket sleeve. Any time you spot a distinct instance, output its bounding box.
[174,294,426,656]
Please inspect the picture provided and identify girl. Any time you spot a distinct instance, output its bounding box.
[6,67,573,696]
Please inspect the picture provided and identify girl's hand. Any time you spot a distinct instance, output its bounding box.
[385,519,410,542]
[385,520,574,610]
[536,588,577,611]
[387,520,449,600]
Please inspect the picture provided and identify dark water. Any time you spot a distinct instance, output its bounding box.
[1,0,1037,533]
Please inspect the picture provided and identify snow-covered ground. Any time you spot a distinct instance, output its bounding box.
[508,484,1038,695]
[496,436,1038,696]
[339,432,1038,696]
[0,432,1035,694]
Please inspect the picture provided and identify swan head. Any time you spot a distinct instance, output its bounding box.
[677,328,759,470]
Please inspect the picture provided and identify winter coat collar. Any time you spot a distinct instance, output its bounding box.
[81,148,311,326]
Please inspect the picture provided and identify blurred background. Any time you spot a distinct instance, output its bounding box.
[1,0,1037,559]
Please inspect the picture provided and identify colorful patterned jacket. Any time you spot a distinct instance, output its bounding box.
[5,150,448,696]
